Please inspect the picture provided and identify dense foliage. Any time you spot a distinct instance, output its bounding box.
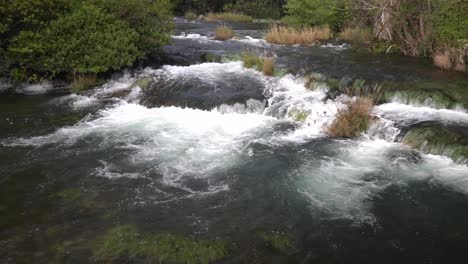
[1,0,173,80]
[174,0,285,19]
[284,0,467,59]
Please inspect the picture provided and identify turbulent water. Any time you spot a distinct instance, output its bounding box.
[1,18,468,264]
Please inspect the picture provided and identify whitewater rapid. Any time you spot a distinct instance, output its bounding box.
[3,61,468,224]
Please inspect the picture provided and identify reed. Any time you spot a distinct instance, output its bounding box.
[265,25,332,45]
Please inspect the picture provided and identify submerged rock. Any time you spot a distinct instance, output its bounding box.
[141,64,267,110]
[401,124,468,164]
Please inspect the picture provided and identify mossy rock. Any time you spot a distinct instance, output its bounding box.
[402,125,468,164]
[94,225,227,264]
[381,80,468,109]
[260,232,298,255]
[52,188,82,203]
[135,77,151,90]
[288,109,310,122]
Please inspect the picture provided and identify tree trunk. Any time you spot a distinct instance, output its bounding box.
[373,0,400,41]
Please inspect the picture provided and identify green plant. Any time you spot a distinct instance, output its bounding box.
[282,0,346,30]
[9,4,140,76]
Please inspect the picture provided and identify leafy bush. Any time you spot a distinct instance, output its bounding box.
[98,0,173,57]
[9,4,140,76]
[282,0,347,30]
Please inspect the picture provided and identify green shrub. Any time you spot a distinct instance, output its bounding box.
[100,0,173,57]
[9,4,140,76]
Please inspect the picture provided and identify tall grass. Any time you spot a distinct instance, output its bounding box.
[265,25,332,45]
[204,12,253,22]
[339,27,373,43]
[241,51,275,76]
[214,25,234,41]
[327,97,374,138]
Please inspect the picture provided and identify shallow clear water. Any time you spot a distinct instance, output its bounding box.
[1,19,468,264]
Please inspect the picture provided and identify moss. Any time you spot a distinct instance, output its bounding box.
[94,225,227,263]
[402,126,468,164]
[382,80,468,109]
[288,109,309,122]
[53,188,82,203]
[136,77,151,89]
[260,232,297,255]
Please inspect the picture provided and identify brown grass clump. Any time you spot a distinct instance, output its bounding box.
[214,25,234,41]
[433,47,467,72]
[184,10,198,20]
[433,50,452,70]
[241,51,276,76]
[265,25,332,45]
[204,12,253,22]
[261,58,275,76]
[71,74,97,93]
[339,27,373,43]
[327,97,374,138]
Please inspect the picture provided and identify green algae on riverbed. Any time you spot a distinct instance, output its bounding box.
[94,225,227,263]
[260,232,297,255]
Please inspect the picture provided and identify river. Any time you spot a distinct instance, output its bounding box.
[1,18,468,264]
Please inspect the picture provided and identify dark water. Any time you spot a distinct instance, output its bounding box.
[1,19,468,264]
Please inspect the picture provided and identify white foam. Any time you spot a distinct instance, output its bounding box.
[295,139,468,224]
[263,75,345,143]
[375,102,468,125]
[6,103,279,195]
[15,82,53,95]
[172,33,216,43]
[320,43,350,51]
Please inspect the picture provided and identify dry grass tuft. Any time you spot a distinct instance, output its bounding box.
[241,51,276,76]
[214,25,234,41]
[327,97,374,138]
[265,25,332,45]
[204,12,253,22]
[339,27,373,43]
[261,58,275,76]
[184,10,198,20]
[71,74,97,93]
[433,50,452,70]
[433,47,466,72]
